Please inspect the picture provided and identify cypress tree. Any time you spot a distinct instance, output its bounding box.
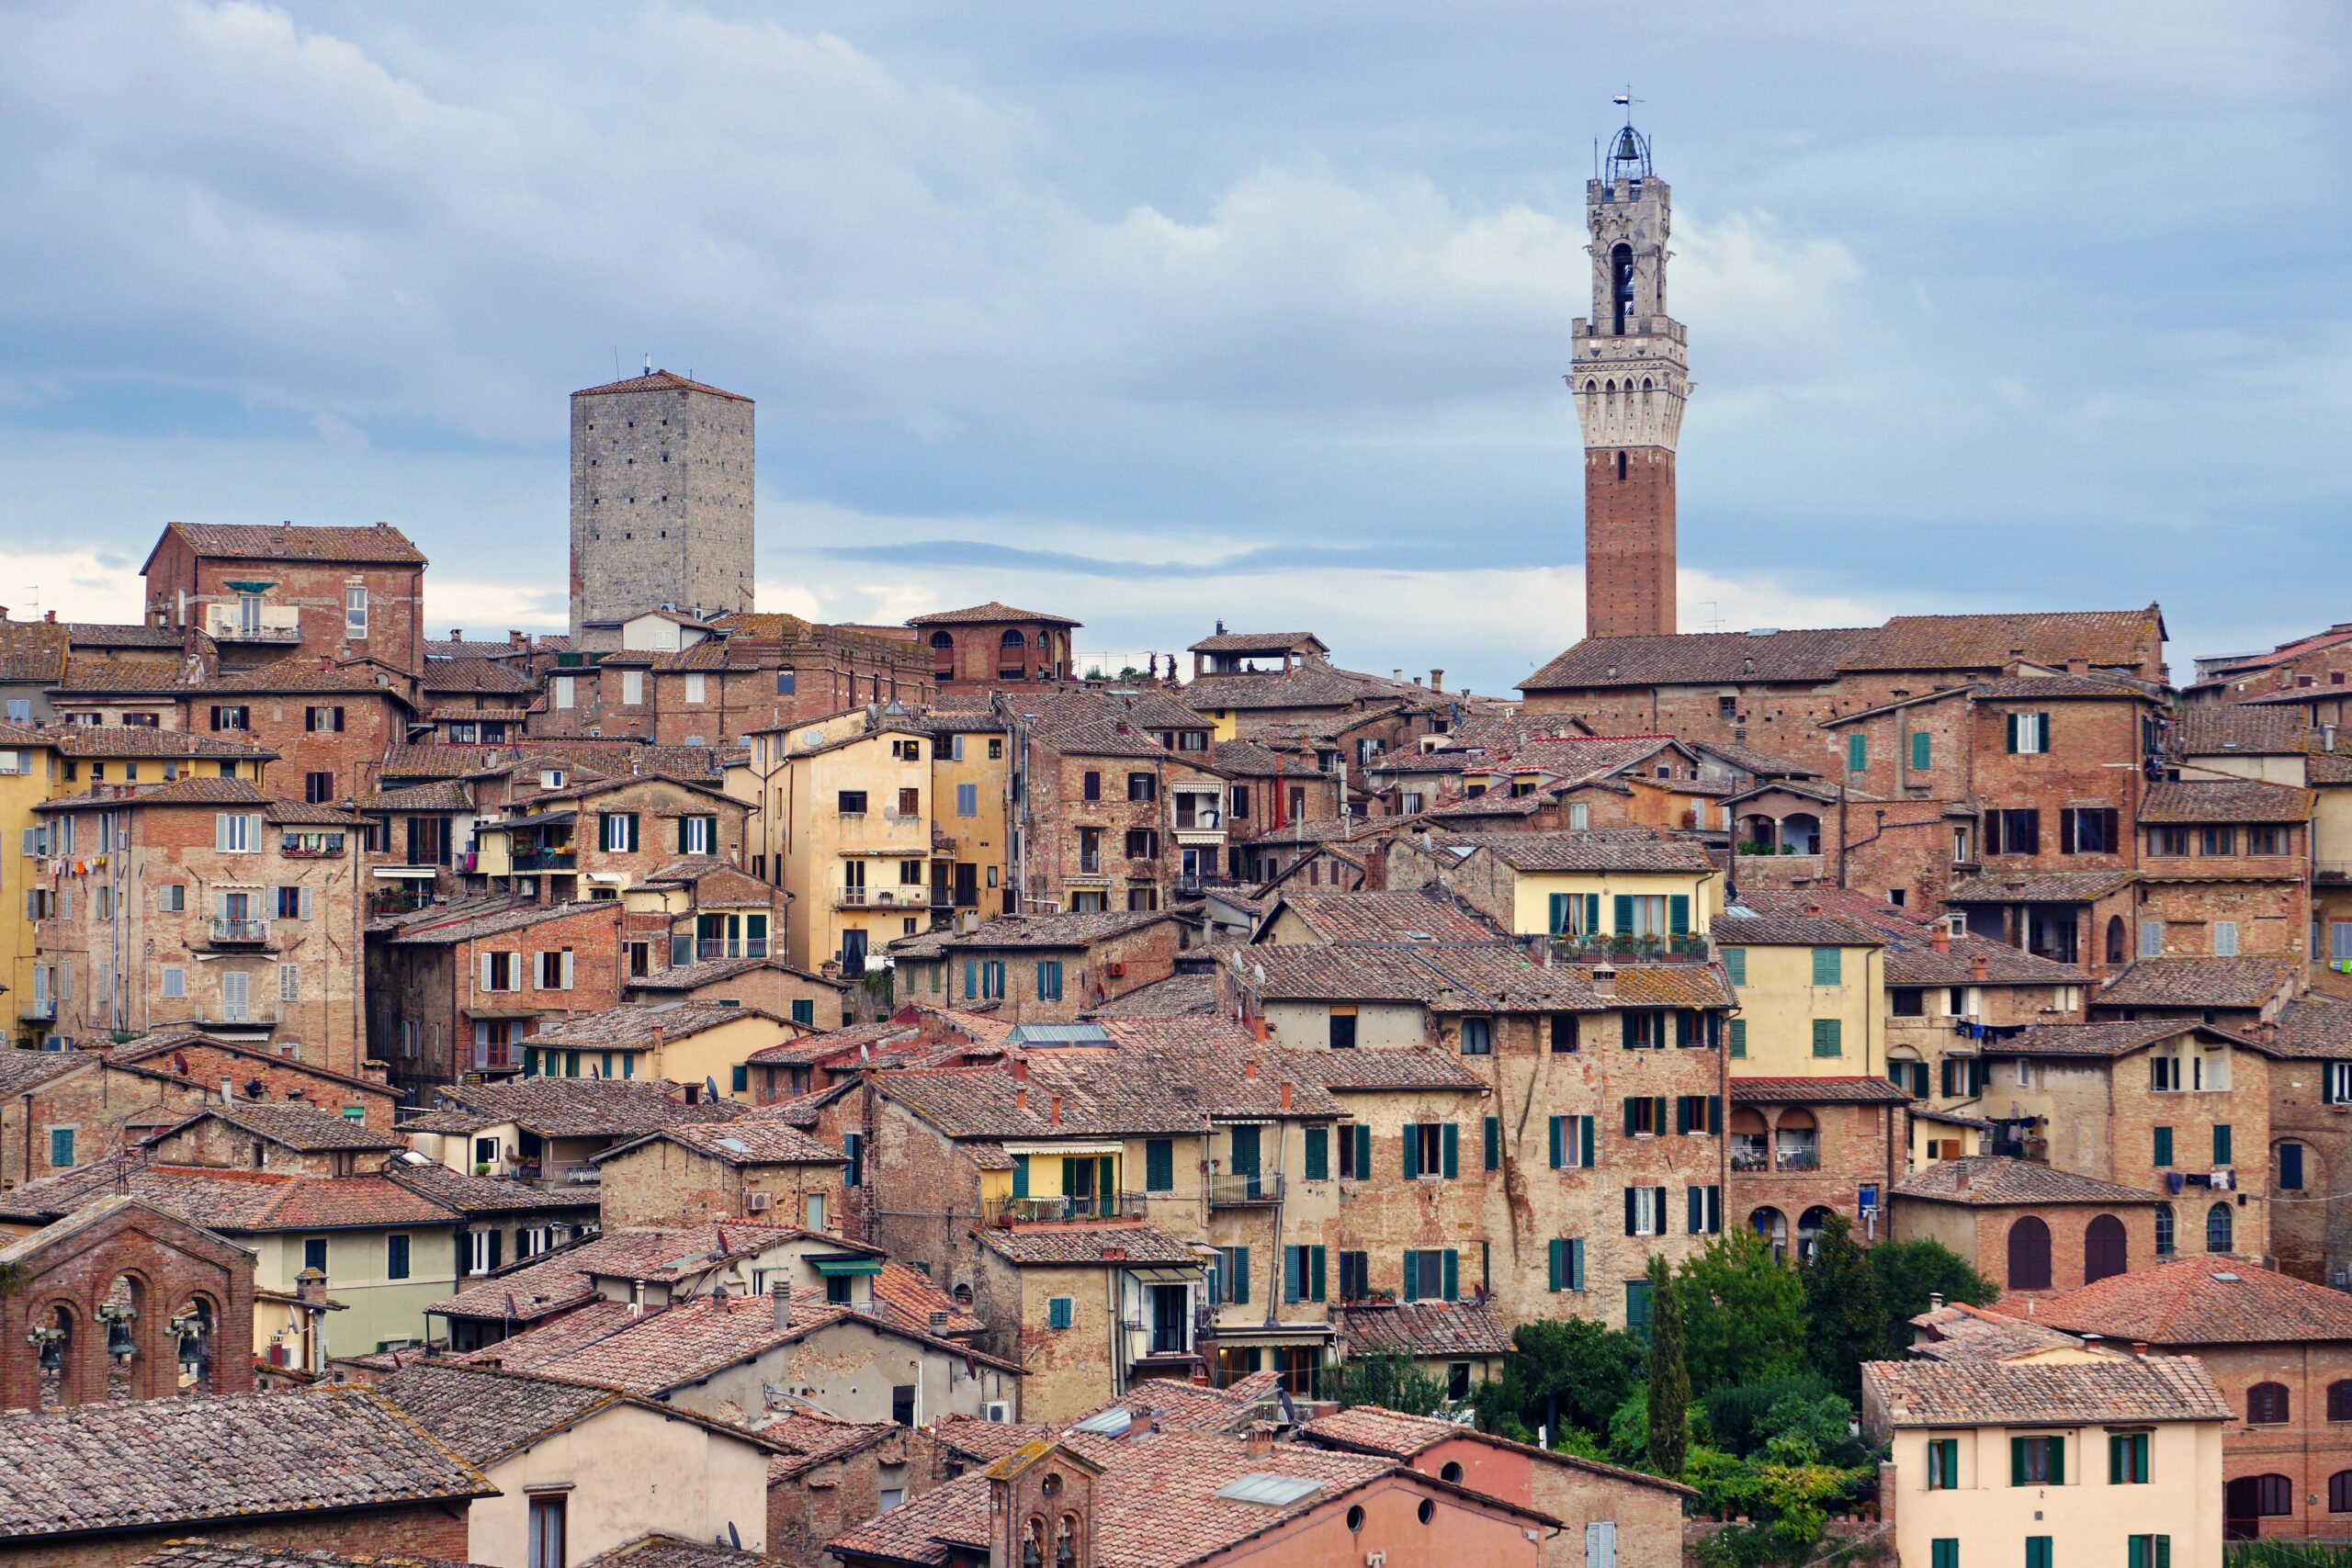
[1800,1213,1884,1401]
[1644,1252,1690,1476]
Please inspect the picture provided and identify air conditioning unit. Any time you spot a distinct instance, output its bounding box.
[1104,962,1125,978]
[982,1401,1012,1423]
[747,1191,772,1213]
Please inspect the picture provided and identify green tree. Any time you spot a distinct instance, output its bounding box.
[1677,1230,1805,1393]
[1479,1317,1645,1444]
[1799,1214,1883,1400]
[1868,1237,1997,1358]
[1645,1253,1690,1475]
[1329,1351,1449,1416]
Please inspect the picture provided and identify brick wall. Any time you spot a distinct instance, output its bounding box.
[974,1252,1116,1423]
[1582,447,1677,640]
[143,533,427,677]
[128,1040,397,1129]
[0,1061,209,1186]
[1726,1100,1905,1257]
[597,1139,842,1230]
[944,920,1185,1023]
[569,381,754,634]
[766,1426,959,1568]
[0,1503,477,1568]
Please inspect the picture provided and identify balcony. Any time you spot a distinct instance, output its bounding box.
[1731,1139,1770,1174]
[2318,862,2352,883]
[985,1192,1148,1227]
[1547,934,1713,964]
[511,851,576,873]
[1206,1172,1284,1208]
[1078,852,1104,876]
[695,937,771,961]
[836,886,869,907]
[19,998,56,1022]
[207,917,273,945]
[197,1005,278,1029]
[205,615,302,644]
[1773,1137,1820,1173]
[1175,874,1238,897]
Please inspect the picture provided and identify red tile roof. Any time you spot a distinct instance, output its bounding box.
[1862,1353,2227,1427]
[571,368,752,402]
[149,520,427,566]
[2023,1258,2352,1345]
[907,601,1081,627]
[1891,1156,2157,1207]
[1304,1405,1693,1495]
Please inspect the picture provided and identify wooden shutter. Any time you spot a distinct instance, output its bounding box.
[2010,1437,2027,1486]
[1284,1246,1303,1303]
[1232,1246,1249,1304]
[1549,1116,1566,1169]
[1848,732,1866,771]
[1304,1127,1328,1181]
[1147,1139,1173,1190]
[1668,895,1690,936]
[1911,730,1931,771]
[1548,1238,1565,1292]
[1723,946,1746,985]
[1012,1155,1029,1199]
[2047,1438,2063,1485]
[1568,1237,1585,1291]
[1402,1124,1420,1179]
[1441,1249,1458,1301]
[1310,1246,1326,1302]
[2214,1123,2233,1165]
[1578,1117,1596,1168]
[1441,1122,1459,1179]
[1354,1124,1371,1180]
[1482,1116,1498,1171]
[1401,1249,1419,1303]
[1613,895,1634,935]
[2006,714,2020,752]
[1586,893,1601,934]
[1549,893,1569,934]
[1687,1186,1702,1233]
[1623,1187,1639,1235]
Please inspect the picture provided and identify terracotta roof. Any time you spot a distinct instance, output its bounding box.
[527,1001,784,1051]
[1303,1404,1693,1496]
[125,1544,487,1568]
[0,1048,106,1097]
[376,897,622,945]
[1188,631,1329,654]
[1267,889,1504,945]
[876,1039,1341,1142]
[1445,829,1714,874]
[1891,1156,2157,1207]
[375,1361,624,1466]
[2093,955,2301,1011]
[1081,973,1220,1020]
[1521,627,1869,693]
[1906,1301,2086,1362]
[383,1164,601,1217]
[1336,1299,1511,1359]
[420,657,536,696]
[0,1158,458,1232]
[2026,1258,2352,1345]
[1842,609,2162,674]
[2139,780,2314,823]
[193,660,410,698]
[974,1224,1202,1267]
[941,909,1182,951]
[1986,1020,2222,1058]
[39,774,271,812]
[1713,911,1883,947]
[1945,868,2137,903]
[1182,664,1409,712]
[1969,673,2157,702]
[149,521,427,566]
[597,1121,844,1168]
[1689,739,1822,779]
[360,780,474,812]
[2269,996,2352,1059]
[159,1103,401,1153]
[51,727,275,760]
[1733,889,2087,987]
[401,1079,748,1140]
[0,1387,489,1540]
[52,656,187,693]
[579,1537,768,1568]
[1282,1048,1488,1093]
[1731,1077,1914,1104]
[2174,707,2316,758]
[1861,1353,2228,1427]
[1236,942,1732,1013]
[906,601,1081,627]
[571,368,752,402]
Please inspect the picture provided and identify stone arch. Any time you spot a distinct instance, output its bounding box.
[28,1298,82,1411]
[1796,1205,1834,1262]
[1749,1206,1788,1262]
[2207,1201,2234,1253]
[2106,915,2128,966]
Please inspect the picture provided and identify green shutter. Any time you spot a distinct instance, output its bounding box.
[2214,1123,2233,1165]
[1012,1155,1030,1199]
[1586,894,1601,934]
[1568,1237,1585,1290]
[1813,946,1842,985]
[2007,713,2021,752]
[2155,1539,2170,1568]
[1442,1249,1459,1301]
[730,1065,748,1093]
[1669,895,1690,936]
[1933,1543,1958,1568]
[1285,1246,1303,1303]
[1147,1138,1174,1191]
[1310,1246,1326,1302]
[2011,1437,2028,1486]
[2048,1438,2064,1486]
[1675,1010,1693,1047]
[1848,732,1866,772]
[1403,1124,1421,1179]
[1402,1250,1420,1303]
[1613,895,1634,936]
[2110,1435,2125,1485]
[1729,1018,1747,1057]
[2154,1126,2172,1167]
[1304,1127,1329,1181]
[1048,1296,1072,1330]
[1548,1238,1565,1292]
[1578,1116,1596,1168]
[2027,1544,2051,1568]
[1097,1156,1114,1213]
[1550,1115,1566,1169]
[1814,1019,1842,1057]
[1912,729,1932,771]
[964,960,978,998]
[1233,1246,1250,1304]
[1441,1122,1459,1179]
[1354,1124,1372,1180]
[1687,1186,1702,1232]
[1723,947,1747,986]
[1623,1099,1639,1136]
[1483,1116,1499,1171]
[1549,893,1570,935]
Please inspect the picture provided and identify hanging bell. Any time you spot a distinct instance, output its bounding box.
[106,1315,135,1362]
[178,1330,208,1374]
[37,1335,63,1374]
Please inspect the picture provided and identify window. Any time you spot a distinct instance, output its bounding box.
[2109,1431,2150,1483]
[304,705,346,733]
[1931,1542,1959,1568]
[1549,1114,1597,1169]
[1124,828,1159,859]
[2248,824,2287,855]
[302,1235,329,1275]
[1328,1008,1357,1050]
[277,886,305,919]
[48,1127,74,1168]
[965,960,1005,1001]
[599,812,639,852]
[1340,1123,1370,1180]
[528,1494,566,1568]
[1081,771,1101,802]
[1624,1184,1666,1236]
[678,815,717,854]
[2009,1435,2064,1485]
[1339,1250,1370,1302]
[2025,1540,2052,1568]
[215,812,261,852]
[161,964,186,999]
[1126,772,1156,803]
[2207,1202,2233,1253]
[2280,1141,2305,1191]
[2334,1472,2352,1514]
[1910,729,1932,771]
[2331,1381,2352,1423]
[2007,712,2051,754]
[836,790,868,817]
[2154,1202,2175,1257]
[1035,961,1062,1002]
[1283,1245,1327,1303]
[1686,1183,1723,1233]
[1459,1017,1492,1055]
[2007,1216,2052,1290]
[1400,1248,1456,1303]
[1985,809,2040,855]
[278,963,300,1003]
[1728,1019,1747,1057]
[1550,1013,1579,1053]
[1623,1096,1666,1137]
[1215,1245,1250,1304]
[1400,1122,1456,1179]
[343,585,368,637]
[1547,1237,1587,1292]
[1047,1296,1074,1330]
[1676,1095,1720,1135]
[537,949,574,990]
[2059,807,2118,854]
[1927,1438,1960,1490]
[2211,920,2239,957]
[2213,1123,2233,1165]
[2245,1382,2289,1424]
[387,1234,411,1280]
[1846,733,1866,772]
[1623,1011,1665,1049]
[1625,1277,1653,1335]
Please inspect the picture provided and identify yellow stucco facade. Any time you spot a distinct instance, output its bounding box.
[1720,936,1887,1078]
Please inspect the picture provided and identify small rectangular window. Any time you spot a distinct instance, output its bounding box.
[345,584,368,637]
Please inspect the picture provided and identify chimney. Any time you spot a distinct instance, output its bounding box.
[220,1077,235,1104]
[295,1268,328,1309]
[43,610,54,624]
[1931,922,1950,953]
[2065,658,2089,675]
[1245,1421,1275,1457]
[1954,1165,1973,1193]
[929,1309,950,1333]
[1279,1080,1293,1111]
[1102,1245,1125,1261]
[1803,899,1823,916]
[450,628,465,643]
[2132,1340,2149,1358]
[1048,1093,1063,1127]
[1215,620,1226,635]
[772,1280,792,1331]
[1928,1292,1944,1311]
[1243,1058,1258,1081]
[1011,1057,1030,1082]
[510,629,528,648]
[1591,961,1616,998]
[1430,669,1444,692]
[1015,1085,1028,1115]
[1970,952,1990,982]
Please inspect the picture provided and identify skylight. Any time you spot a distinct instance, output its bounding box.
[1214,1474,1322,1506]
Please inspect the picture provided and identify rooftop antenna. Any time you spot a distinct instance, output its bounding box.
[613,347,621,378]
[643,351,652,377]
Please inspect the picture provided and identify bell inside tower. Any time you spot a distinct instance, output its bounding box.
[1611,243,1635,335]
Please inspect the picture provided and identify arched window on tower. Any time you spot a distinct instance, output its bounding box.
[1612,243,1635,334]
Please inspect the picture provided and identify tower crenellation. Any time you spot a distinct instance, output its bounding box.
[1571,112,1689,639]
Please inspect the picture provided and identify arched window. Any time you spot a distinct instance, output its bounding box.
[1641,377,1654,390]
[1604,378,1616,394]
[2207,1202,2234,1253]
[1611,243,1634,334]
[1585,379,1598,394]
[2328,1381,2352,1422]
[2154,1203,2175,1258]
[2084,1214,2128,1283]
[2331,1471,2352,1513]
[1000,629,1027,649]
[1023,1518,1046,1568]
[2106,915,2127,965]
[2007,1215,2053,1290]
[1796,1206,1834,1262]
[1616,451,1628,481]
[2248,1382,2290,1425]
[1750,1206,1788,1263]
[928,630,955,649]
[1440,1461,1464,1483]
[1055,1515,1078,1568]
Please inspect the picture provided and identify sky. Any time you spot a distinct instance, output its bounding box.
[0,1,2345,695]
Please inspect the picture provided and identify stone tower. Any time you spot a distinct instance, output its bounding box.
[1571,114,1689,639]
[568,367,755,638]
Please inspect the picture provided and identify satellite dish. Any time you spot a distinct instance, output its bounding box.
[707,1076,722,1101]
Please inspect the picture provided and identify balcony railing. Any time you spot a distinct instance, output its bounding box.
[2319,862,2352,882]
[20,998,56,1022]
[695,937,771,961]
[199,1005,278,1028]
[1730,1145,1770,1174]
[1774,1144,1820,1173]
[985,1192,1148,1227]
[838,886,869,907]
[1078,853,1103,875]
[1547,934,1713,964]
[1175,874,1238,896]
[511,851,576,873]
[208,620,302,643]
[208,917,272,944]
[1206,1172,1283,1208]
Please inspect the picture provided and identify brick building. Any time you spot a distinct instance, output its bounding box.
[569,369,755,639]
[110,1031,401,1130]
[0,1049,209,1188]
[1726,1077,1907,1260]
[2025,1259,2352,1540]
[33,778,368,1073]
[139,521,429,677]
[760,1409,965,1568]
[1890,1155,2161,1295]
[594,1120,845,1229]
[175,659,417,804]
[2255,993,2352,1286]
[2134,781,2314,959]
[472,772,751,905]
[909,602,1080,694]
[2186,622,2352,711]
[1009,687,1227,914]
[918,910,1191,1022]
[366,897,628,1090]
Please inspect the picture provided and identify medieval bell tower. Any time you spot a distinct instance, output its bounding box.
[1571,108,1689,639]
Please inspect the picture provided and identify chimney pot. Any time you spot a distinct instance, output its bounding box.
[1970,952,1990,981]
[1929,1292,1944,1311]
[1246,1421,1274,1456]
[1048,1092,1062,1126]
[43,610,55,624]
[1931,922,1950,953]
[1015,1085,1028,1114]
[1243,1058,1258,1081]
[1280,1080,1293,1110]
[1591,962,1616,998]
[2132,1340,2148,1358]
[772,1280,792,1330]
[1430,669,1443,692]
[1012,1057,1030,1082]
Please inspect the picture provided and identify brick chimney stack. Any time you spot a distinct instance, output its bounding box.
[1931,922,1950,952]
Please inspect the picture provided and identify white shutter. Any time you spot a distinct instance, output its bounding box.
[1587,1522,1617,1568]
[279,964,300,1002]
[560,949,574,990]
[300,886,314,919]
[215,814,231,852]
[480,953,494,990]
[249,813,265,850]
[57,888,70,920]
[18,828,32,856]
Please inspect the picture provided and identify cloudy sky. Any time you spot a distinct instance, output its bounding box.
[1,2,2344,694]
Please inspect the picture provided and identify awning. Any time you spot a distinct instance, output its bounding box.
[371,866,437,880]
[222,580,277,592]
[1206,1321,1334,1344]
[1124,1265,1204,1283]
[1002,1142,1125,1157]
[810,1257,884,1277]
